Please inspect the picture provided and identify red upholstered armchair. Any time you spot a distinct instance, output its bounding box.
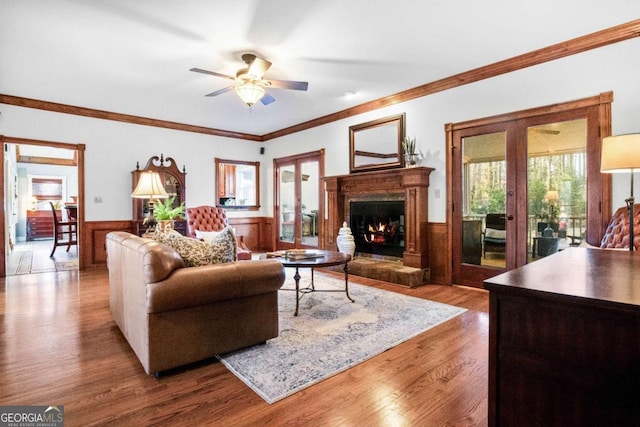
[600,206,640,250]
[186,206,252,260]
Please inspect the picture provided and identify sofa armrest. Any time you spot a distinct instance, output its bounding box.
[146,260,285,313]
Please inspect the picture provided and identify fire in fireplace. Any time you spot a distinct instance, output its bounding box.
[350,201,405,258]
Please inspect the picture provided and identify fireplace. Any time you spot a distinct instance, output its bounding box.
[350,201,405,258]
[324,167,433,269]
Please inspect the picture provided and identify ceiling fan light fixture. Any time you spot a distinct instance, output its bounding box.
[235,83,265,106]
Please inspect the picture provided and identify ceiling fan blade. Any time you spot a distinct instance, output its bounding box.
[190,67,235,80]
[260,92,276,105]
[205,86,234,97]
[267,79,309,91]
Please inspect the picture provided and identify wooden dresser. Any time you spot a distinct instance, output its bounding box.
[484,248,640,425]
[26,210,57,240]
[485,248,640,426]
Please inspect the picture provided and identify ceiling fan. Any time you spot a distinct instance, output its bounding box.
[190,53,309,107]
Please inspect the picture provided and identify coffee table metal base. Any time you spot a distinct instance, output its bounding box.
[287,263,354,316]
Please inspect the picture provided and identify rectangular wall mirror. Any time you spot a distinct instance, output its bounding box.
[349,113,406,173]
[215,158,260,210]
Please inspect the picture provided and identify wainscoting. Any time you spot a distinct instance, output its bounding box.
[82,216,449,285]
[82,217,275,267]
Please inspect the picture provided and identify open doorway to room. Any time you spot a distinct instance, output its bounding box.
[1,137,84,277]
[275,150,324,250]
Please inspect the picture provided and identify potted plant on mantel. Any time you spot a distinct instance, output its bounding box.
[402,136,420,168]
[149,196,185,233]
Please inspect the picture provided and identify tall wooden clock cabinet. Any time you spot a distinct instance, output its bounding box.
[132,154,187,235]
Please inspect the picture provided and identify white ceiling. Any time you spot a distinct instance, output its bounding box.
[1,0,639,137]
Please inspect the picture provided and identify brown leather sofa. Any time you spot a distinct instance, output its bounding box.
[186,205,252,260]
[106,231,285,376]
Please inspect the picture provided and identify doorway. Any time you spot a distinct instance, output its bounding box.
[1,136,85,277]
[448,93,612,288]
[275,149,324,250]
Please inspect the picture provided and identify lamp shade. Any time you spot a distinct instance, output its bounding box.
[545,190,559,202]
[132,171,169,199]
[601,134,640,173]
[235,83,265,106]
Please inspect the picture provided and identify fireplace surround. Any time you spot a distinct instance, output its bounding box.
[324,167,433,269]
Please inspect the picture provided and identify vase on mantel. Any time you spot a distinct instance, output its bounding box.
[405,153,420,168]
[336,221,356,257]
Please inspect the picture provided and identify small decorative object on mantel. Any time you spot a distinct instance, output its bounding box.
[402,136,421,168]
[337,221,356,257]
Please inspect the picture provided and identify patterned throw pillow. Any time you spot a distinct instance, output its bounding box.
[153,227,237,266]
[195,229,222,242]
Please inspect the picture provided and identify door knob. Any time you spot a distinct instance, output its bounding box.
[507,215,514,220]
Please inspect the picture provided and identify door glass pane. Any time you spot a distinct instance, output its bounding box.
[300,160,319,247]
[279,165,295,243]
[527,119,587,262]
[462,132,507,269]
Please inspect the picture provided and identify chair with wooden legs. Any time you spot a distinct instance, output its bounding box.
[49,202,77,257]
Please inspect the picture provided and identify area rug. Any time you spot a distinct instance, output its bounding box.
[55,260,79,271]
[9,249,78,275]
[218,272,466,404]
[15,251,33,275]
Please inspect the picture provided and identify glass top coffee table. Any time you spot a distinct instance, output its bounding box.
[261,250,354,316]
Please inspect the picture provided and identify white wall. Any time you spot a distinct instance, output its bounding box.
[0,108,266,221]
[1,37,639,223]
[267,37,640,222]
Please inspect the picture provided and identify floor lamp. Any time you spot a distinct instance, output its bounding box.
[131,171,168,232]
[601,134,640,251]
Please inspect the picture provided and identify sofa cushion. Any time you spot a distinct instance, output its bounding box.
[485,228,506,240]
[154,228,237,266]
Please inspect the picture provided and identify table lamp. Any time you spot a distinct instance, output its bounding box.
[601,133,640,251]
[543,190,560,237]
[131,171,168,230]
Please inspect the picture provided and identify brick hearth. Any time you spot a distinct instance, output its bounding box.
[347,258,430,288]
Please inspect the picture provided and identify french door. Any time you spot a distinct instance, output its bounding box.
[275,150,324,250]
[450,95,611,288]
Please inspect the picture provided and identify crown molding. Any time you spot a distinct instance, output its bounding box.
[0,94,262,142]
[2,19,638,142]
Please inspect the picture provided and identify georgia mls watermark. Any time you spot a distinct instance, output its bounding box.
[0,406,64,427]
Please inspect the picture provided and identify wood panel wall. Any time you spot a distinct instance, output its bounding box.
[428,222,448,284]
[84,217,449,282]
[83,221,136,267]
[227,217,270,252]
[84,217,278,267]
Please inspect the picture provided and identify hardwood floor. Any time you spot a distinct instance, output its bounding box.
[0,267,489,426]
